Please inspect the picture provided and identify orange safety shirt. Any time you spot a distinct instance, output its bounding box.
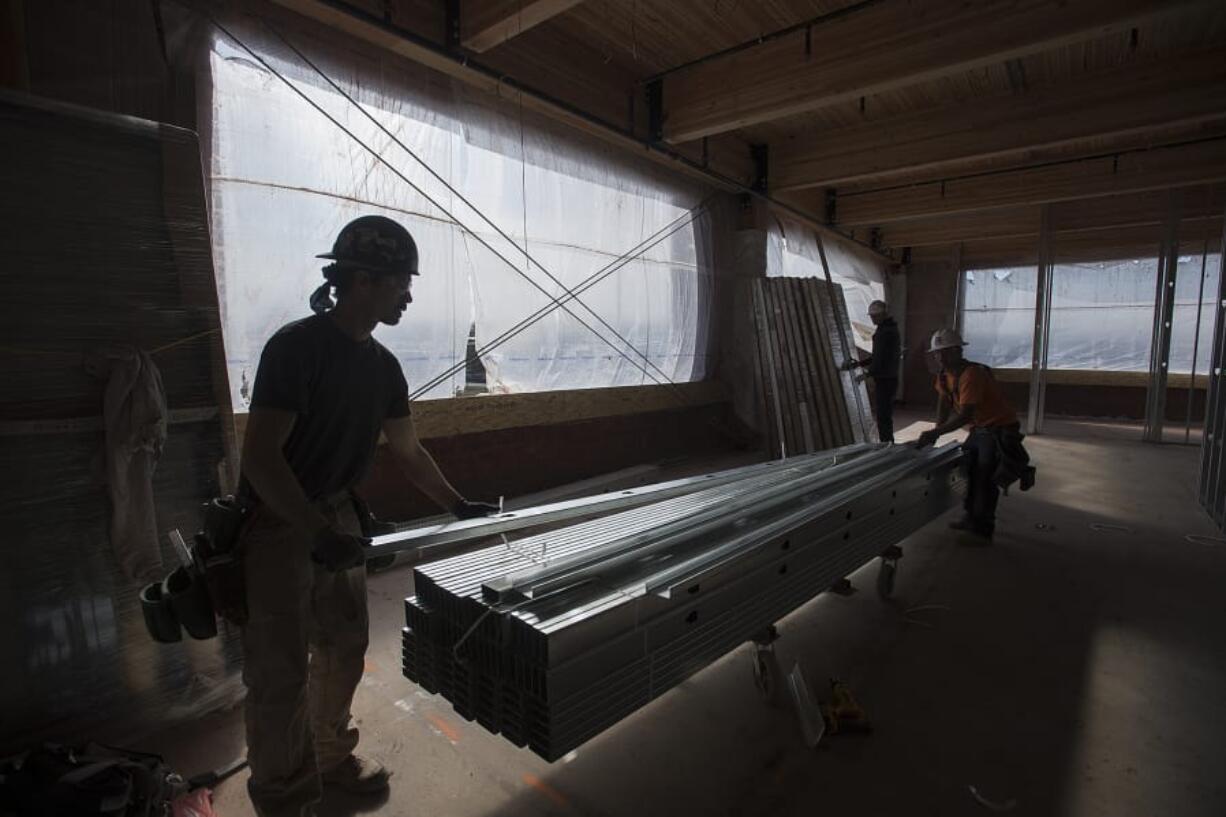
[934,364,1018,429]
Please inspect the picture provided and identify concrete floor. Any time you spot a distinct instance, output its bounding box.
[153,416,1226,817]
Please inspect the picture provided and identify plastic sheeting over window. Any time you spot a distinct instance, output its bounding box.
[961,267,1037,369]
[207,22,711,409]
[961,256,1222,372]
[766,221,887,353]
[1169,252,1222,375]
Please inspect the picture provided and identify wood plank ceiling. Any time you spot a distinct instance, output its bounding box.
[322,0,1226,263]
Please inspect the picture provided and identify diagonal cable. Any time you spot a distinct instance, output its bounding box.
[261,19,689,393]
[410,200,710,399]
[413,203,705,398]
[415,202,705,398]
[208,14,671,390]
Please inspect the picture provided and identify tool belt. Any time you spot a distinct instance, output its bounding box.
[140,491,382,643]
[969,423,1036,493]
[139,494,252,644]
[196,495,254,627]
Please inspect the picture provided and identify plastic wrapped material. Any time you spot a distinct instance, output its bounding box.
[0,91,242,753]
[206,12,712,405]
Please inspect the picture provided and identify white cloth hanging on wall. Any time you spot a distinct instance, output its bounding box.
[84,345,168,583]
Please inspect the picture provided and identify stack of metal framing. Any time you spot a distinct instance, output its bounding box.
[402,443,964,760]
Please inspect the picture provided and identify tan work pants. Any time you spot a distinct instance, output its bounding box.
[240,495,369,817]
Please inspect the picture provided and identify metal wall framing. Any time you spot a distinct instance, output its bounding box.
[1184,231,1212,444]
[1198,207,1226,529]
[401,444,964,760]
[1143,191,1184,442]
[1026,205,1054,436]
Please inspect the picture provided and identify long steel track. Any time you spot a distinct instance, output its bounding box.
[402,444,965,760]
[366,443,877,561]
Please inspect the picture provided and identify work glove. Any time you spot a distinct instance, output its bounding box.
[914,430,940,449]
[454,499,500,520]
[839,359,858,372]
[311,527,370,571]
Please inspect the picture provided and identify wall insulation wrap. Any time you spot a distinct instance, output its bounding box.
[0,91,241,752]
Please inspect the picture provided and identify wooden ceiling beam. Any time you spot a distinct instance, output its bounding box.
[461,0,586,53]
[660,0,1209,144]
[879,186,1226,247]
[773,48,1226,191]
[836,139,1226,226]
[956,219,1223,267]
[265,0,757,189]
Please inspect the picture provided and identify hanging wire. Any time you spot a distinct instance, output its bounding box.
[207,15,673,394]
[255,17,695,395]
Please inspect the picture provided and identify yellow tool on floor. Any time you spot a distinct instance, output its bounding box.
[821,680,873,735]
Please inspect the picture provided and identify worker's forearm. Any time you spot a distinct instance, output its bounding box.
[394,443,464,512]
[936,401,951,426]
[930,410,973,437]
[243,451,328,536]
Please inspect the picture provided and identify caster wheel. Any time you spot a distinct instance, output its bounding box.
[877,559,897,600]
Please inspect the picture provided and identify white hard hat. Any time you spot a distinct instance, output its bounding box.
[928,327,965,352]
[868,300,889,317]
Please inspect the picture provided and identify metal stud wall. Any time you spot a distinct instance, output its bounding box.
[1198,216,1226,528]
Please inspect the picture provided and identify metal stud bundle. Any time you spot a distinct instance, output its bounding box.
[402,444,964,760]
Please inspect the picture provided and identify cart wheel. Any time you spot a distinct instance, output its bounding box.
[752,649,784,707]
[877,559,897,600]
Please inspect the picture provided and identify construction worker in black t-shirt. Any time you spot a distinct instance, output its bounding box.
[842,300,901,443]
[237,216,497,817]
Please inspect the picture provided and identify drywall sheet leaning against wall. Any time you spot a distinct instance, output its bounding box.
[0,90,241,752]
[752,276,876,458]
[826,281,877,442]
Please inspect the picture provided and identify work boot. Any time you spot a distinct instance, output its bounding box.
[950,516,994,542]
[321,755,391,794]
[948,515,976,532]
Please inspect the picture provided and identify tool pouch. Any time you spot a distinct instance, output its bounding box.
[165,564,218,640]
[195,495,253,627]
[140,580,182,644]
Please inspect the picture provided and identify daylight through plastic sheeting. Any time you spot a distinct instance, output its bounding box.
[962,255,1222,373]
[766,220,887,353]
[206,22,711,409]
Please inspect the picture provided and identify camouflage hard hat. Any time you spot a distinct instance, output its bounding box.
[317,215,419,276]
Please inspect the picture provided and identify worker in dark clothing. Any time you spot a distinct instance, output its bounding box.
[915,328,1032,541]
[238,215,498,817]
[843,300,901,443]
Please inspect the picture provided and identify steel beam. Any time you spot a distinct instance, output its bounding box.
[1144,191,1184,442]
[1185,231,1213,443]
[1199,204,1226,526]
[365,444,876,560]
[1026,205,1054,435]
